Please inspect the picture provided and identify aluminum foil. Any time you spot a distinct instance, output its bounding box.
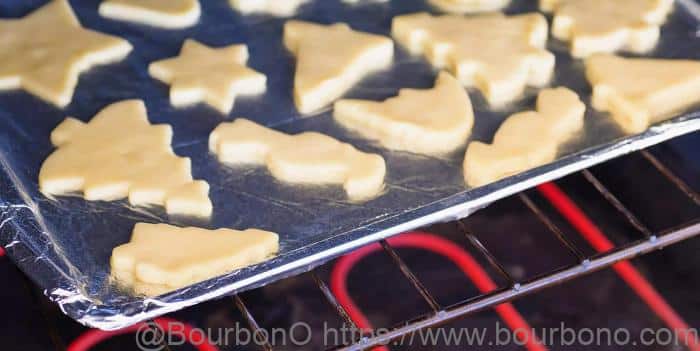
[1,0,699,330]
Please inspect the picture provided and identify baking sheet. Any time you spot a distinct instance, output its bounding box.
[1,0,699,330]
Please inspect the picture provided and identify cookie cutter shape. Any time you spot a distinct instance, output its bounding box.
[40,100,213,217]
[149,39,267,114]
[463,88,586,187]
[229,0,310,17]
[0,0,132,107]
[392,12,554,106]
[99,0,201,29]
[542,0,674,58]
[334,72,474,155]
[428,0,511,14]
[283,20,394,114]
[586,54,700,134]
[209,118,387,201]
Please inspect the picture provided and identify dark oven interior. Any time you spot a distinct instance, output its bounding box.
[1,133,698,350]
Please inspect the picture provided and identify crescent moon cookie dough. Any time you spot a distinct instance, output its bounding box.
[541,0,674,58]
[111,223,279,294]
[463,88,585,187]
[39,100,213,218]
[230,0,309,17]
[334,72,474,155]
[99,0,201,29]
[428,0,511,14]
[392,13,554,106]
[585,54,700,134]
[0,0,132,107]
[283,20,394,114]
[149,40,267,114]
[210,119,387,201]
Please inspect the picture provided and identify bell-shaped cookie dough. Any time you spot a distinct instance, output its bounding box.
[429,0,511,14]
[542,0,673,58]
[334,72,474,154]
[40,100,213,217]
[283,20,394,114]
[392,12,554,106]
[230,0,309,17]
[463,88,585,187]
[0,0,132,107]
[149,39,267,114]
[111,223,279,291]
[585,54,700,134]
[99,0,201,29]
[210,119,386,200]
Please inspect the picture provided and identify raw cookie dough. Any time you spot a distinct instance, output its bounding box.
[429,0,511,14]
[210,119,386,200]
[39,100,213,217]
[230,0,309,17]
[99,0,201,29]
[392,13,554,106]
[111,223,279,292]
[149,39,267,114]
[334,72,474,154]
[284,20,394,114]
[0,0,132,107]
[463,88,585,187]
[585,54,700,134]
[542,0,673,58]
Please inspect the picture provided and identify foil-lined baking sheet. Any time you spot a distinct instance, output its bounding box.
[1,0,699,330]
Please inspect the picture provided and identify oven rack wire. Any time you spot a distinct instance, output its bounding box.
[18,146,700,351]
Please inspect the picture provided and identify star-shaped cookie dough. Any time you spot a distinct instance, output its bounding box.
[392,12,554,106]
[429,0,511,14]
[149,39,267,114]
[230,0,310,17]
[210,118,387,201]
[586,54,700,134]
[542,0,674,58]
[99,0,201,29]
[112,223,279,293]
[463,88,585,187]
[0,0,133,107]
[40,100,213,217]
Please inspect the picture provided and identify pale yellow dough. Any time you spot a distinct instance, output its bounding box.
[230,0,309,16]
[99,0,201,29]
[111,223,279,292]
[334,72,474,155]
[542,0,673,58]
[149,39,267,114]
[39,100,213,217]
[0,0,132,107]
[585,54,700,134]
[429,0,511,14]
[210,119,386,200]
[463,88,585,187]
[284,20,394,114]
[392,13,554,106]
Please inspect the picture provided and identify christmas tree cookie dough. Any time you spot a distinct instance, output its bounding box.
[149,40,267,114]
[463,88,585,187]
[99,0,201,29]
[284,20,394,114]
[585,54,700,134]
[392,13,554,106]
[111,223,279,292]
[334,72,474,155]
[230,0,309,17]
[210,119,386,200]
[429,0,511,14]
[0,0,132,107]
[40,100,213,217]
[541,0,673,58]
